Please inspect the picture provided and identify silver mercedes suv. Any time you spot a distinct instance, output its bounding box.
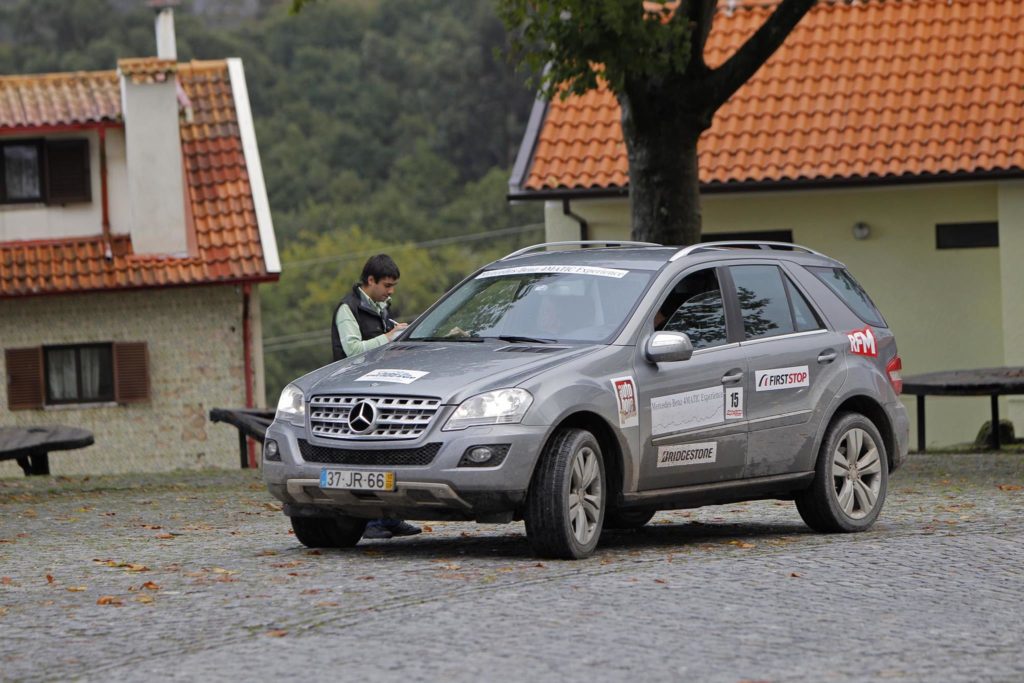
[263,241,909,559]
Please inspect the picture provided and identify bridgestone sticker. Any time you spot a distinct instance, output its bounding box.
[755,366,810,392]
[477,265,629,279]
[611,376,638,429]
[355,369,429,384]
[657,442,717,467]
[651,386,724,435]
[725,387,744,420]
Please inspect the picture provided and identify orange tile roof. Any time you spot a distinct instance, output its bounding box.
[517,0,1024,194]
[118,57,177,84]
[0,71,121,129]
[0,60,274,297]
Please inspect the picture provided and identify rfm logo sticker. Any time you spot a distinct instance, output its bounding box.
[847,327,877,357]
[610,376,638,428]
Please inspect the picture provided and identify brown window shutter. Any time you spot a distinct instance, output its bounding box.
[5,347,44,410]
[45,139,91,204]
[113,342,150,404]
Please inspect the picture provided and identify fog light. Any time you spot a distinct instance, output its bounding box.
[468,447,493,463]
[458,444,511,468]
[264,439,280,462]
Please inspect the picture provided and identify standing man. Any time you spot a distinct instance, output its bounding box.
[332,254,420,540]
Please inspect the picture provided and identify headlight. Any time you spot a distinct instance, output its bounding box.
[275,384,305,425]
[444,388,533,431]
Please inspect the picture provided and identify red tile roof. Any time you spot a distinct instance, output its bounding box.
[517,0,1024,194]
[0,71,121,129]
[117,57,177,84]
[0,60,275,297]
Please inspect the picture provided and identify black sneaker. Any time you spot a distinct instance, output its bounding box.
[386,521,422,537]
[362,522,393,539]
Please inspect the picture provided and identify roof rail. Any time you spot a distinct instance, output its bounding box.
[669,241,824,261]
[502,240,662,260]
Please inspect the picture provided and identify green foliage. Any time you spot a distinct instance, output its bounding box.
[497,0,693,97]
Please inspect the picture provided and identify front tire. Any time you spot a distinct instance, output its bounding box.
[291,515,367,548]
[796,412,888,533]
[524,428,606,559]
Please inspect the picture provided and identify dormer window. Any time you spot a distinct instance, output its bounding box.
[0,138,90,205]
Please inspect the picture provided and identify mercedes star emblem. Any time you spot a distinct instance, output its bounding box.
[347,400,378,434]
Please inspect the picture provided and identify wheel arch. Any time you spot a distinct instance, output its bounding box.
[824,395,897,471]
[546,411,626,507]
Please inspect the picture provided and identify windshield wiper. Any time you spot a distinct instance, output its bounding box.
[494,335,557,344]
[409,336,485,342]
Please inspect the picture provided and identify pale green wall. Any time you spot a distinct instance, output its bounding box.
[545,181,1012,448]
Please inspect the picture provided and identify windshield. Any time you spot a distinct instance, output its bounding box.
[409,266,653,343]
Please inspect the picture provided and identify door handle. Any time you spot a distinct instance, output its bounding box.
[817,350,838,363]
[721,370,744,384]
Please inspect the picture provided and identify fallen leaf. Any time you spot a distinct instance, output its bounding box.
[533,563,546,569]
[315,601,340,607]
[265,629,288,638]
[96,596,122,606]
[1,577,12,585]
[209,567,237,575]
[300,589,321,595]
[103,512,117,517]
[422,525,433,533]
[46,574,54,584]
[256,550,278,557]
[155,533,175,540]
[271,561,304,569]
[140,524,163,530]
[654,579,667,584]
[141,581,161,591]
[459,531,474,537]
[133,595,154,604]
[66,586,87,592]
[438,563,461,571]
[356,575,375,581]
[789,572,803,578]
[305,550,322,556]
[997,484,1022,492]
[0,607,7,617]
[262,502,282,511]
[22,510,37,518]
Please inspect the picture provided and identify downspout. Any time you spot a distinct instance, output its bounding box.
[562,198,589,242]
[98,125,111,259]
[242,283,256,468]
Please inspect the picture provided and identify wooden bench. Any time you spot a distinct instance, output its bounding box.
[208,408,274,468]
[903,367,1024,451]
[0,426,94,476]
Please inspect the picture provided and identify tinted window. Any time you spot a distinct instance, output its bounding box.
[807,266,886,327]
[729,265,795,340]
[656,269,728,349]
[786,277,823,332]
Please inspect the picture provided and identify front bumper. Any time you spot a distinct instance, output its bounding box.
[262,418,550,522]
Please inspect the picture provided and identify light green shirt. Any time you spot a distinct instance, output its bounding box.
[335,287,390,358]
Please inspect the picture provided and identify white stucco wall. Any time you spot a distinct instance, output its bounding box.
[0,129,132,242]
[545,181,1012,448]
[0,285,262,477]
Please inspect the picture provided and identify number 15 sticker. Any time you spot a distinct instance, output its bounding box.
[725,387,744,420]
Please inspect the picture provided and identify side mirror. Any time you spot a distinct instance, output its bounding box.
[645,332,694,363]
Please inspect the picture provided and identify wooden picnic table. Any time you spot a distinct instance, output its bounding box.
[0,425,94,476]
[902,367,1024,451]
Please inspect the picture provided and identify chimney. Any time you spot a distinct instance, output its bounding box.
[151,0,178,61]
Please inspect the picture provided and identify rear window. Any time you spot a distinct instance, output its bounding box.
[807,266,886,327]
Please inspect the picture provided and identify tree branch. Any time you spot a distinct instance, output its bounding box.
[707,0,815,110]
[682,0,716,75]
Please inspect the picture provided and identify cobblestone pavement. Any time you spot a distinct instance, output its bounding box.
[1,454,1023,683]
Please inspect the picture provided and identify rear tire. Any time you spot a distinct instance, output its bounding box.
[524,428,606,559]
[603,508,655,530]
[796,412,888,533]
[291,515,367,548]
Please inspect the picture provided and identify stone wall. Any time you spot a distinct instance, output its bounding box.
[0,285,263,476]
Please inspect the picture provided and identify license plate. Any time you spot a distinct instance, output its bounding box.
[319,468,395,491]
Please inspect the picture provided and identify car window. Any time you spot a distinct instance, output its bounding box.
[656,268,728,349]
[807,266,886,327]
[729,265,797,340]
[409,269,653,343]
[785,277,824,332]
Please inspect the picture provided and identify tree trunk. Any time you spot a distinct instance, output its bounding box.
[620,85,708,247]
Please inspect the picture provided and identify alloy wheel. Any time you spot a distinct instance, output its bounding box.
[831,427,883,520]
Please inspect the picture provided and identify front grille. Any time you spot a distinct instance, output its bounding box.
[308,394,442,440]
[298,440,442,466]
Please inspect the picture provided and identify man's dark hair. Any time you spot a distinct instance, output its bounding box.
[360,254,400,284]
